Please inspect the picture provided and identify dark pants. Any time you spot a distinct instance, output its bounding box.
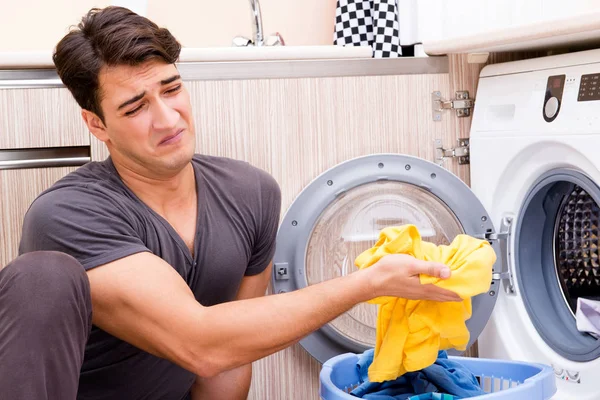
[0,251,92,400]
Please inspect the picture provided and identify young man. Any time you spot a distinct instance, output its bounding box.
[0,6,460,400]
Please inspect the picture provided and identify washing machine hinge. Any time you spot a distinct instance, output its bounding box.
[434,138,470,166]
[480,215,516,296]
[432,90,474,120]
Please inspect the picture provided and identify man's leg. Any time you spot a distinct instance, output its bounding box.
[0,251,92,400]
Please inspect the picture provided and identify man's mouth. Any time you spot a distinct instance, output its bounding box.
[159,129,184,145]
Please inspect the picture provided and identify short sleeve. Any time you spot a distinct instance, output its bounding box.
[19,187,150,270]
[244,169,282,276]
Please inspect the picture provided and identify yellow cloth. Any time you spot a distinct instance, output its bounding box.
[354,225,496,383]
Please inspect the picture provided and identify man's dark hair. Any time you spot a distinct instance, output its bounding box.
[53,6,181,123]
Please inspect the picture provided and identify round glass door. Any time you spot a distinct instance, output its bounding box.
[305,181,464,349]
[555,185,600,313]
[516,170,600,362]
[272,154,499,363]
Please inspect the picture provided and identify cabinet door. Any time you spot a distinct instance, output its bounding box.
[0,167,78,268]
[417,0,596,43]
[406,0,600,53]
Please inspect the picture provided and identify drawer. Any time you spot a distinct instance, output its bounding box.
[0,87,89,149]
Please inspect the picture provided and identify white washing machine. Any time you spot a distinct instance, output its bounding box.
[472,50,600,400]
[272,49,600,400]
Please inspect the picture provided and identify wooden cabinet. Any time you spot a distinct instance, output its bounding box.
[0,166,79,267]
[0,86,90,267]
[413,0,600,55]
[416,0,600,45]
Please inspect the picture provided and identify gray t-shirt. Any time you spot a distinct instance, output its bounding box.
[19,154,282,400]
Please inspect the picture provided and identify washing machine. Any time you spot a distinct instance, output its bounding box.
[471,50,600,400]
[272,49,600,400]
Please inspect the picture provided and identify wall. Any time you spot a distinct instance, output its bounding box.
[147,0,338,47]
[0,0,111,51]
[2,0,599,53]
[0,0,338,52]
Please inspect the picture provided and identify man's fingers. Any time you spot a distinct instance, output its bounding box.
[411,259,451,279]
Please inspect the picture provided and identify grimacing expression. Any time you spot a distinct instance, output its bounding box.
[95,60,196,175]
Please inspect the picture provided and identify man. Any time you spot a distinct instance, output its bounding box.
[0,6,460,400]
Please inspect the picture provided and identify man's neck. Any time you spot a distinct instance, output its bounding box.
[112,158,196,216]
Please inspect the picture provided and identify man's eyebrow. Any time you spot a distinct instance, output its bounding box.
[116,75,181,110]
[117,92,145,110]
[161,74,181,85]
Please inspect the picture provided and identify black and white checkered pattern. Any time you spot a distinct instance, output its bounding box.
[333,0,401,58]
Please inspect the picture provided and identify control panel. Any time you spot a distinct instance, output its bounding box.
[578,73,600,102]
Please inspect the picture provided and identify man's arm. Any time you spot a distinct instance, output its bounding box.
[87,252,458,379]
[189,263,272,399]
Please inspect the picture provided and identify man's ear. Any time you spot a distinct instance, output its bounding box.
[82,109,109,143]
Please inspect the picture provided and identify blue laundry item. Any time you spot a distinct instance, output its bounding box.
[408,395,458,400]
[350,349,485,400]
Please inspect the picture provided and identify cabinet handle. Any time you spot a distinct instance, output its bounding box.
[0,146,90,170]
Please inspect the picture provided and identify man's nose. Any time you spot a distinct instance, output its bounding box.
[152,99,178,131]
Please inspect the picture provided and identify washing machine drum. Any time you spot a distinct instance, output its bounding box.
[272,154,500,363]
[515,169,600,362]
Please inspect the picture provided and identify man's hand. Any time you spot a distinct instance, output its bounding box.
[365,254,462,302]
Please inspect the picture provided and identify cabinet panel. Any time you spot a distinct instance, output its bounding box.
[417,0,598,44]
[0,167,77,268]
[0,88,89,149]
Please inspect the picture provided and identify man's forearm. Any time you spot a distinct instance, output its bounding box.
[190,363,251,400]
[88,252,458,381]
[186,270,371,376]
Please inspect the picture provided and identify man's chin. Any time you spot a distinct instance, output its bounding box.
[160,149,195,172]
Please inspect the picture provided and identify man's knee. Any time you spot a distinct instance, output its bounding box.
[0,251,90,316]
[0,252,91,390]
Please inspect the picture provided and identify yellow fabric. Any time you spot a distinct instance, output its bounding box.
[354,225,496,383]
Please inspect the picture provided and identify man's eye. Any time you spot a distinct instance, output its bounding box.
[125,105,143,116]
[165,84,182,94]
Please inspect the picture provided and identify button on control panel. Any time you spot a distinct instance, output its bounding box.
[543,75,565,122]
[578,73,600,101]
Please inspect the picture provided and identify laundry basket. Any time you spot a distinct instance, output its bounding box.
[320,353,557,399]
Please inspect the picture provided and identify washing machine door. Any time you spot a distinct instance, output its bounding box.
[512,169,600,362]
[272,153,501,363]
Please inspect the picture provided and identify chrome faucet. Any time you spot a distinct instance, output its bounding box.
[233,0,284,47]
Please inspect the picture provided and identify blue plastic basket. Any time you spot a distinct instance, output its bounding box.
[320,353,557,399]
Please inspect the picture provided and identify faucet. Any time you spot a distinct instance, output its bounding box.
[233,0,285,47]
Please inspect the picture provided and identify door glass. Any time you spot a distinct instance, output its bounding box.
[305,181,464,347]
[555,185,600,314]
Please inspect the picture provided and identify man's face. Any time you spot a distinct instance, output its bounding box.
[94,60,195,176]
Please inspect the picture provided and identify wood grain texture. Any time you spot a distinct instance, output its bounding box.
[0,87,89,149]
[0,167,78,268]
